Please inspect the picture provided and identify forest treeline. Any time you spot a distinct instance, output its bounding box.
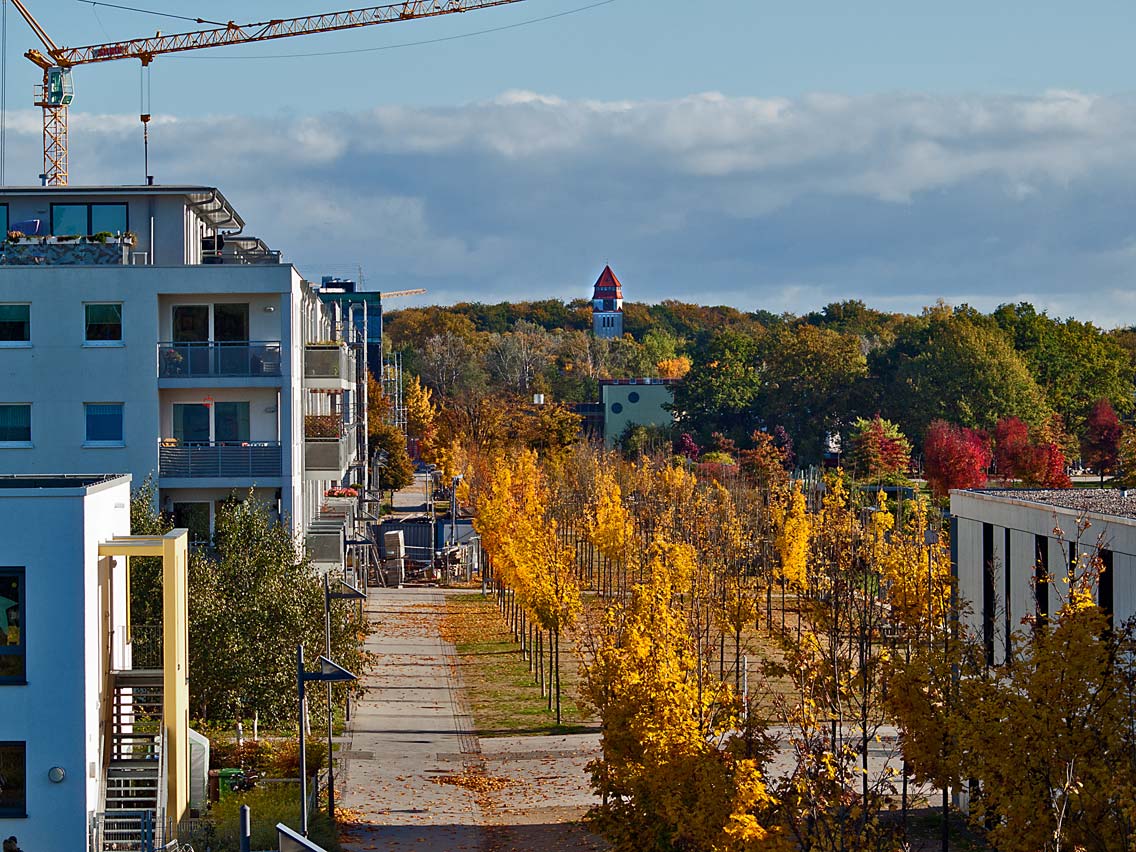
[386,298,1136,467]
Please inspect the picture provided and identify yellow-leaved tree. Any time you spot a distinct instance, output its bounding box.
[581,536,779,852]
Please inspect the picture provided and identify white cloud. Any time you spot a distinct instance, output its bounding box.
[8,89,1136,323]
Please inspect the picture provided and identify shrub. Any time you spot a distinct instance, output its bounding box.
[209,783,340,852]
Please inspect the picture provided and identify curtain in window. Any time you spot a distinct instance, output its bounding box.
[0,405,30,442]
[85,304,122,341]
[85,403,123,442]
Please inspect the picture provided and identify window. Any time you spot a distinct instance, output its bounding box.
[0,570,24,684]
[610,402,623,414]
[0,304,29,343]
[173,503,210,546]
[628,391,640,404]
[0,204,8,236]
[51,202,127,236]
[51,203,87,236]
[90,203,128,235]
[173,404,210,444]
[0,742,25,816]
[85,303,122,343]
[85,403,124,444]
[0,405,30,445]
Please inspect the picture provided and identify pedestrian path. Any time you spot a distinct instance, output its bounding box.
[338,587,485,852]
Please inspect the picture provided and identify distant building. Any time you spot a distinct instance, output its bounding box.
[951,488,1136,666]
[601,379,675,447]
[591,265,624,339]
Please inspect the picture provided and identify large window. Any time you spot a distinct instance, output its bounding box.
[85,303,122,343]
[0,405,30,445]
[51,202,127,236]
[0,570,24,684]
[85,403,124,444]
[0,304,29,343]
[0,742,25,817]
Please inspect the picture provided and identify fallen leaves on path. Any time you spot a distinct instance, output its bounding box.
[430,772,514,793]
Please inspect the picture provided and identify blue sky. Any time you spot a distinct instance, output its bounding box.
[5,1,1136,323]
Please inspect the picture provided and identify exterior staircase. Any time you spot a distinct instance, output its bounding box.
[95,669,166,852]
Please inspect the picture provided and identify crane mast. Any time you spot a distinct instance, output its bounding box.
[9,0,530,186]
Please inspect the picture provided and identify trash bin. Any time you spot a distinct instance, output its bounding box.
[218,768,245,800]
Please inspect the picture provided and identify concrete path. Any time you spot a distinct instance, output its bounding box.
[338,587,485,852]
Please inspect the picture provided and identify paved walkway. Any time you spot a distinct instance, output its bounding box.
[337,586,606,852]
[338,587,485,852]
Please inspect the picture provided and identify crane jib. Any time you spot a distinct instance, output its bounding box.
[56,0,527,67]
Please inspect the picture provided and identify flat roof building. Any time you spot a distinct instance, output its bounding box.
[0,184,367,568]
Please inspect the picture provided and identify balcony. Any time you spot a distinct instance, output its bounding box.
[158,341,282,381]
[158,440,282,479]
[303,343,355,390]
[0,235,132,265]
[303,416,356,479]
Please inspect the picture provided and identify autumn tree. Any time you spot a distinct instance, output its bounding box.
[371,422,415,496]
[922,420,990,497]
[737,430,790,488]
[404,375,438,462]
[995,416,1071,488]
[1082,397,1122,482]
[848,415,911,482]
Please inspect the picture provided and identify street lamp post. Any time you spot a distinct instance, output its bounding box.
[324,575,367,823]
[297,644,357,837]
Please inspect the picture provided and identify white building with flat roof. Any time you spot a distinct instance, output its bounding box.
[950,488,1136,665]
[0,185,364,561]
[0,474,194,852]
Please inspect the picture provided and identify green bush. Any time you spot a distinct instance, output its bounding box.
[209,783,340,851]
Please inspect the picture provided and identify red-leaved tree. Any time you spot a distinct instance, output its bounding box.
[993,417,1032,480]
[922,420,991,498]
[1082,398,1122,482]
[994,416,1071,488]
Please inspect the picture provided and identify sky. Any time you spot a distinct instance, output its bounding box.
[3,1,1136,323]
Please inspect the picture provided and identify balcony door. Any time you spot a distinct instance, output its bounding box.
[215,304,250,375]
[172,305,209,375]
[171,303,250,375]
[173,402,250,445]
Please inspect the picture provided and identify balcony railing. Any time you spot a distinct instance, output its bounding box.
[304,343,354,386]
[158,341,282,378]
[304,428,357,476]
[158,440,282,478]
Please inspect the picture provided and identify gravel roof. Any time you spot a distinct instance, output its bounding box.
[966,488,1136,519]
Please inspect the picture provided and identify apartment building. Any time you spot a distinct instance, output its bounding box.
[0,186,364,557]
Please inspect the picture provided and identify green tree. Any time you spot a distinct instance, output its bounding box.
[129,476,172,626]
[755,324,869,462]
[671,330,763,439]
[993,303,1134,428]
[875,305,1050,443]
[188,495,369,724]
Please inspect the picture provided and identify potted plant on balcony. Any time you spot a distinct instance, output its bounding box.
[161,347,185,376]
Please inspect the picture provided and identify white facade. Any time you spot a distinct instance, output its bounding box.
[0,474,131,851]
[950,489,1136,664]
[0,186,360,543]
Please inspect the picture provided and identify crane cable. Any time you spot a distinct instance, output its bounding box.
[74,1,227,27]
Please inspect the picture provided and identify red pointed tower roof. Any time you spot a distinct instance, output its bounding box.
[592,265,623,300]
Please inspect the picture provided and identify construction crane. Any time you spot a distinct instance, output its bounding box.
[378,288,427,299]
[9,0,529,186]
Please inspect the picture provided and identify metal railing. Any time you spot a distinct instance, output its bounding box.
[303,344,352,381]
[130,624,163,671]
[157,341,282,378]
[303,428,356,475]
[158,441,283,478]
